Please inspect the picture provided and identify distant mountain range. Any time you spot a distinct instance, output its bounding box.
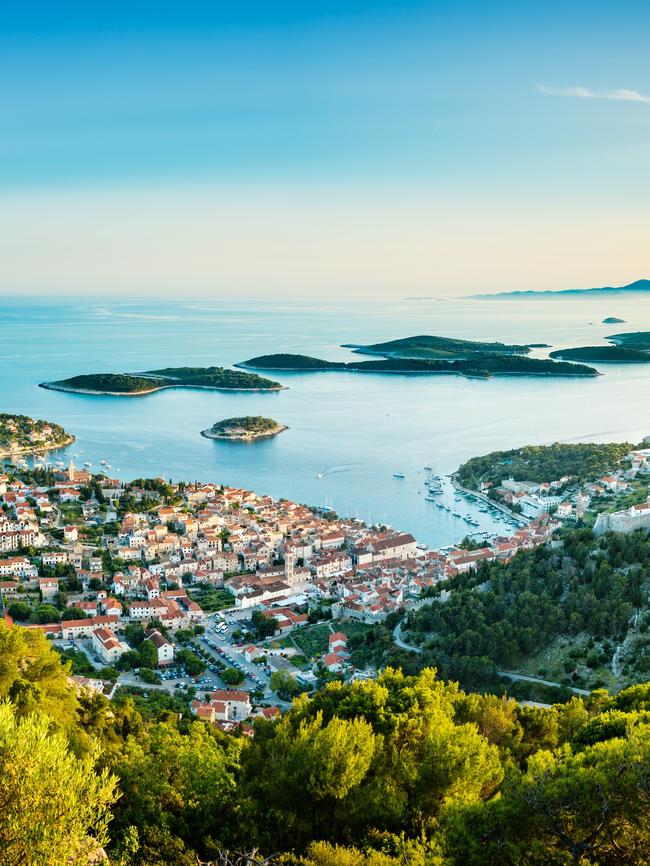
[472,279,650,299]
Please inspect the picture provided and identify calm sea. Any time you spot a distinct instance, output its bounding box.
[2,295,649,547]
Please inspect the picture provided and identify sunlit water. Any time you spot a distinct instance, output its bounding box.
[2,294,649,547]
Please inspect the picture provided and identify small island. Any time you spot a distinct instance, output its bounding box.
[238,353,599,378]
[602,317,625,324]
[342,334,534,360]
[606,331,650,351]
[549,346,650,363]
[40,366,284,396]
[201,416,287,441]
[0,413,74,457]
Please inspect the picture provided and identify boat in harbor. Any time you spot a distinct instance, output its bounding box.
[393,472,405,479]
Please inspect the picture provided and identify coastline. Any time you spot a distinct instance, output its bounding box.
[39,381,287,397]
[201,424,288,442]
[450,473,529,526]
[0,433,76,459]
[236,363,598,379]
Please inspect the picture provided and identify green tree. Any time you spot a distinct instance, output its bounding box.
[176,648,206,677]
[0,621,78,734]
[117,650,143,671]
[61,606,88,621]
[138,639,159,669]
[125,622,146,646]
[30,604,60,624]
[221,667,245,686]
[443,730,650,865]
[0,700,117,866]
[270,670,304,700]
[251,609,277,639]
[7,601,31,621]
[109,721,242,861]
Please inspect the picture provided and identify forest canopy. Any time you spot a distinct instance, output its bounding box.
[2,618,650,865]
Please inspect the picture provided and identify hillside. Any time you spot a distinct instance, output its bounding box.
[550,346,650,363]
[41,367,283,395]
[240,353,598,378]
[0,413,74,456]
[142,366,283,389]
[474,278,650,298]
[3,619,650,865]
[405,526,650,693]
[41,373,169,394]
[606,331,650,351]
[345,334,532,359]
[457,442,632,490]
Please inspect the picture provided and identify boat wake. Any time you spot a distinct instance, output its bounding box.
[318,463,363,478]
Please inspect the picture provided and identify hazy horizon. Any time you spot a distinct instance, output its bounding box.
[1,1,649,298]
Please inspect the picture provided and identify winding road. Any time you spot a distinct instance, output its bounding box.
[392,619,590,696]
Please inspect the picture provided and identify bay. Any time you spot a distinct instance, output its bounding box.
[2,294,649,547]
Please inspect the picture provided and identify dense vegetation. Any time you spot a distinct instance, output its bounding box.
[0,412,72,454]
[457,441,632,489]
[203,416,285,439]
[406,527,650,689]
[43,367,283,394]
[550,346,650,363]
[346,334,532,359]
[242,354,598,378]
[143,366,283,390]
[44,373,170,393]
[607,331,650,350]
[3,620,650,865]
[240,354,343,370]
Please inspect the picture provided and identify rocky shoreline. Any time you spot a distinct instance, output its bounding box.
[201,423,288,442]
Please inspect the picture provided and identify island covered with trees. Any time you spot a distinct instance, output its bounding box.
[550,346,650,363]
[239,353,598,378]
[343,333,536,359]
[201,416,287,441]
[3,620,650,866]
[0,412,74,457]
[457,441,633,490]
[606,330,650,350]
[40,366,284,395]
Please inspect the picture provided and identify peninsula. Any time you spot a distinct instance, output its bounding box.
[238,353,599,378]
[201,416,287,441]
[549,346,650,363]
[0,413,74,457]
[606,331,650,351]
[472,278,650,298]
[40,366,284,396]
[343,334,534,360]
[456,441,633,491]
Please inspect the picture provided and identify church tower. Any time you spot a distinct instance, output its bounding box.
[285,547,295,585]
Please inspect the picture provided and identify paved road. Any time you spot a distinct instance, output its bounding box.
[199,631,270,690]
[496,670,590,696]
[392,624,591,696]
[200,624,294,708]
[393,621,422,654]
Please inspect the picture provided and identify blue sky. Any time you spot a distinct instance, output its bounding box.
[1,1,649,296]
